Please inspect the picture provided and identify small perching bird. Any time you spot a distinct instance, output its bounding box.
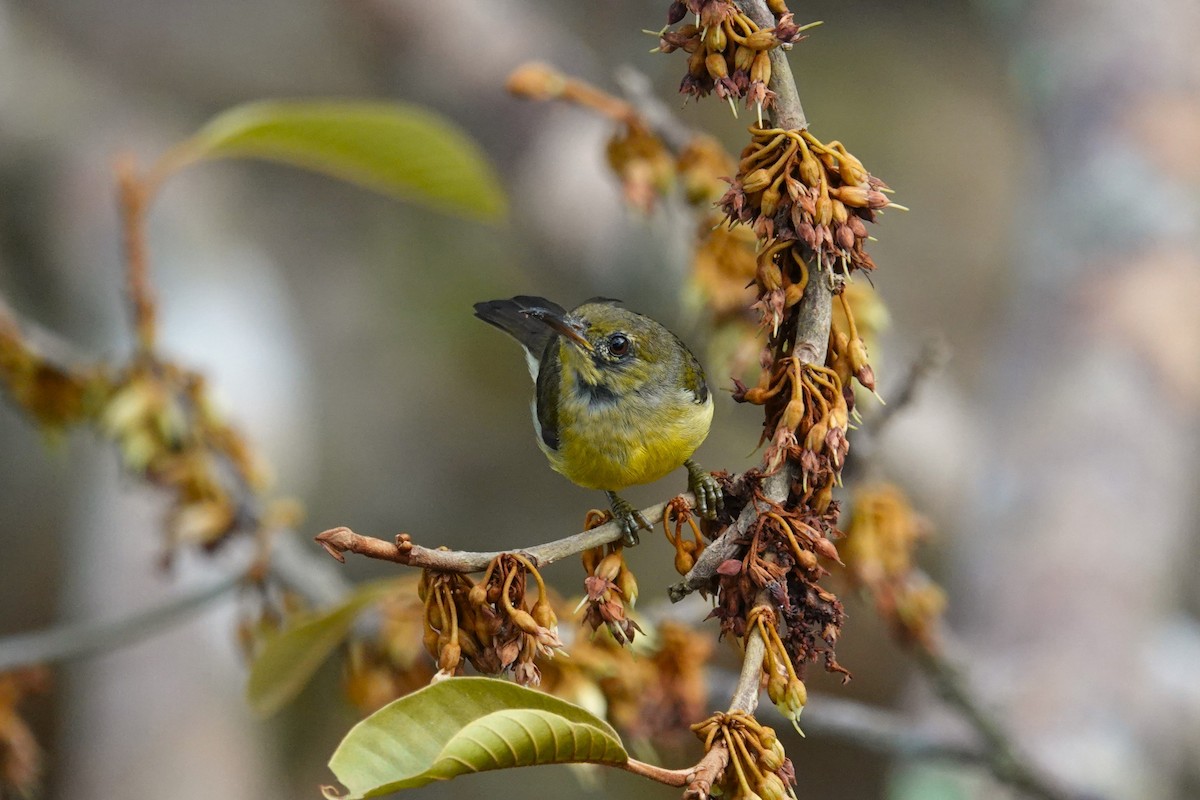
[474,296,723,545]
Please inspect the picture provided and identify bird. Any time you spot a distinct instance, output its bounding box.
[473,295,723,546]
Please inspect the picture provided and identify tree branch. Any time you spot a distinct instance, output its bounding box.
[911,642,1083,800]
[0,569,246,671]
[315,494,697,572]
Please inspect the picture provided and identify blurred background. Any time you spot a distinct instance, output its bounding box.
[1,0,1198,798]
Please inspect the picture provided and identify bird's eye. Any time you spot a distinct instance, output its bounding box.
[608,333,630,356]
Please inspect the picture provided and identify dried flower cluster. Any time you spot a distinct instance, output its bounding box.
[545,620,712,745]
[0,308,294,557]
[328,576,714,745]
[101,362,282,551]
[692,710,796,800]
[0,316,104,431]
[656,0,815,123]
[337,583,436,711]
[419,554,565,687]
[579,511,643,644]
[843,483,946,648]
[709,476,849,687]
[721,127,898,336]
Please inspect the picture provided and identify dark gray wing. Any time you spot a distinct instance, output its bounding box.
[675,332,709,403]
[533,337,561,450]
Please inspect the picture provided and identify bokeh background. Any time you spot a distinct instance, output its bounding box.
[1,0,1198,798]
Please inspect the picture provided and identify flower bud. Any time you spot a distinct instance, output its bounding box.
[438,640,461,672]
[595,551,624,581]
[745,29,778,50]
[422,625,440,658]
[848,214,868,239]
[757,258,783,292]
[757,772,788,800]
[674,548,695,575]
[813,536,842,564]
[616,565,639,608]
[782,397,806,432]
[795,547,818,570]
[750,50,771,85]
[532,596,557,631]
[581,545,603,575]
[828,184,866,208]
[760,185,781,218]
[767,672,788,706]
[704,23,727,52]
[835,223,855,251]
[667,0,687,24]
[705,52,729,80]
[815,192,833,227]
[505,62,566,101]
[797,149,822,188]
[468,583,487,608]
[804,416,828,452]
[742,168,773,193]
[733,44,755,73]
[508,607,541,636]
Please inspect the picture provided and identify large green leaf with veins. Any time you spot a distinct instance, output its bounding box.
[324,677,629,799]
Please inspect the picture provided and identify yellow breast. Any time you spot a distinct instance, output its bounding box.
[539,390,713,491]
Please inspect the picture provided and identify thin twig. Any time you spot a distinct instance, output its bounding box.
[315,494,697,572]
[911,643,1083,800]
[116,155,156,354]
[0,570,246,671]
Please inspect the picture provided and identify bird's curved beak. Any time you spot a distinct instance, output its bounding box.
[520,307,593,352]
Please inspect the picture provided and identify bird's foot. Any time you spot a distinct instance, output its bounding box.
[685,459,724,519]
[605,491,650,547]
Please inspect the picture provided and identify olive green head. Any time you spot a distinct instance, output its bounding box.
[524,301,690,393]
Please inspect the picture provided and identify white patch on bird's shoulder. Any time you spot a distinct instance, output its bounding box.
[521,347,540,381]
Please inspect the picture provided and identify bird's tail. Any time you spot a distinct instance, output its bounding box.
[473,296,566,361]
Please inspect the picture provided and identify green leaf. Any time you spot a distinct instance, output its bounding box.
[185,100,507,222]
[325,677,629,799]
[246,578,405,717]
